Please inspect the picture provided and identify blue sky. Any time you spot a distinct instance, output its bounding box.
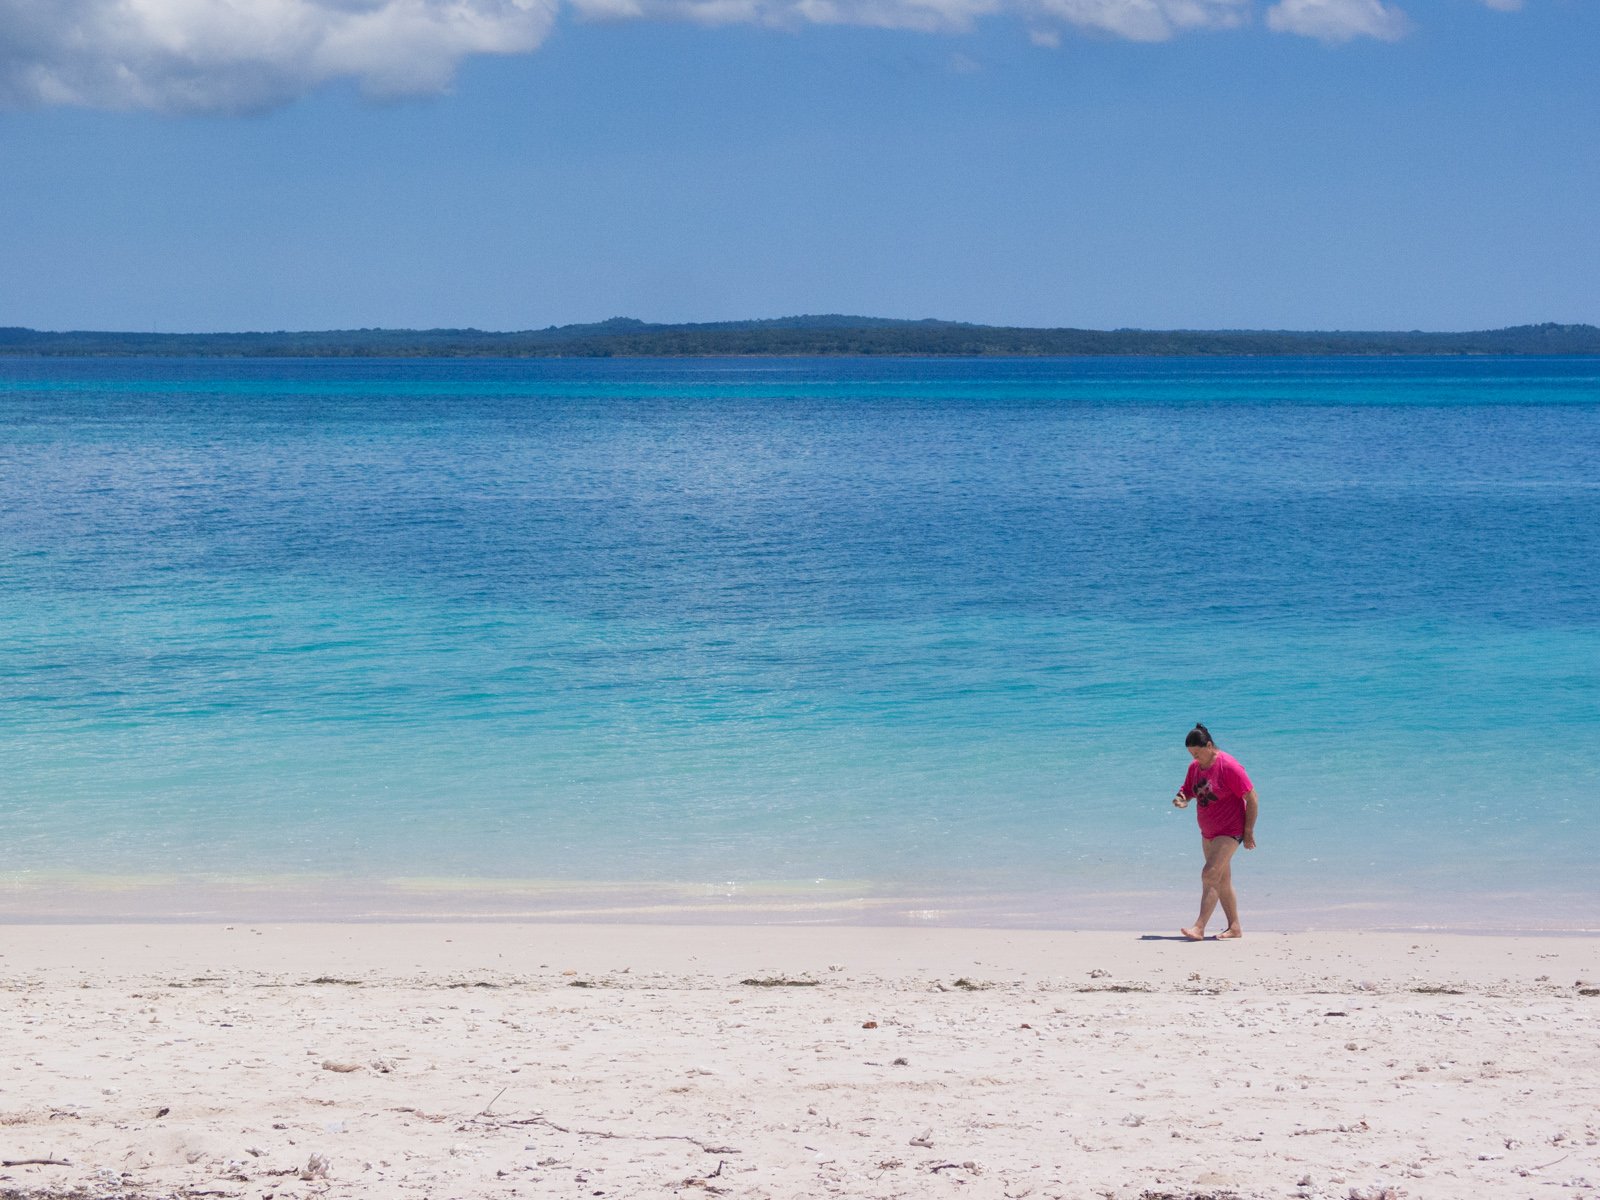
[1,0,1595,332]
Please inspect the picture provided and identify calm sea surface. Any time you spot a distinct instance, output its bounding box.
[2,356,1597,928]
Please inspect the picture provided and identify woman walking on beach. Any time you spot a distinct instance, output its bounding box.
[1172,723,1258,941]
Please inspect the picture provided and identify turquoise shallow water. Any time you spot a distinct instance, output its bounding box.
[2,356,1597,928]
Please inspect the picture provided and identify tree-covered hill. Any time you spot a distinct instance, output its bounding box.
[2,316,1597,357]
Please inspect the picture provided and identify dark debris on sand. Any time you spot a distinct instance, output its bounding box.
[1,1187,259,1200]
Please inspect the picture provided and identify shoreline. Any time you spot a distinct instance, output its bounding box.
[5,874,1597,934]
[4,920,1598,975]
[2,924,1597,1199]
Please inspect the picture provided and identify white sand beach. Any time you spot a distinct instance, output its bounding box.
[2,923,1597,1199]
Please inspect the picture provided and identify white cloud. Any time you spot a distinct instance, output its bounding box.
[1029,0,1247,40]
[1265,0,1409,41]
[0,0,1514,111]
[568,0,1249,37]
[568,0,1000,32]
[0,0,556,113]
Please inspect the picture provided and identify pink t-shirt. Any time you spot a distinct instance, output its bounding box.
[1181,750,1254,841]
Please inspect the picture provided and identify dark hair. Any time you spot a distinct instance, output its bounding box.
[1184,723,1214,748]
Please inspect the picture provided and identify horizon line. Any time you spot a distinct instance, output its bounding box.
[5,316,1600,338]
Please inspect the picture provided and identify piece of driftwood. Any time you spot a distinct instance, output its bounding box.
[495,1112,737,1155]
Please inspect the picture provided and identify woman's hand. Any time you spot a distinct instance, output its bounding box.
[1172,791,1190,809]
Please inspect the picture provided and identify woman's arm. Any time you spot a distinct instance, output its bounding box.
[1242,789,1259,849]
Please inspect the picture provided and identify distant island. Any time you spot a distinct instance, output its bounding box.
[3,316,1598,357]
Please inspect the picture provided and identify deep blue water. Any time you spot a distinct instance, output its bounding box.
[2,356,1597,926]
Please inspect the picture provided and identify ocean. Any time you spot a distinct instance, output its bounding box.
[2,355,1597,929]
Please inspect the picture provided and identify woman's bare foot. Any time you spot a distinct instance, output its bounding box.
[1180,926,1206,941]
[1217,927,1243,939]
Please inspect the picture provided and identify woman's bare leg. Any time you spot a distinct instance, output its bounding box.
[1182,836,1241,940]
